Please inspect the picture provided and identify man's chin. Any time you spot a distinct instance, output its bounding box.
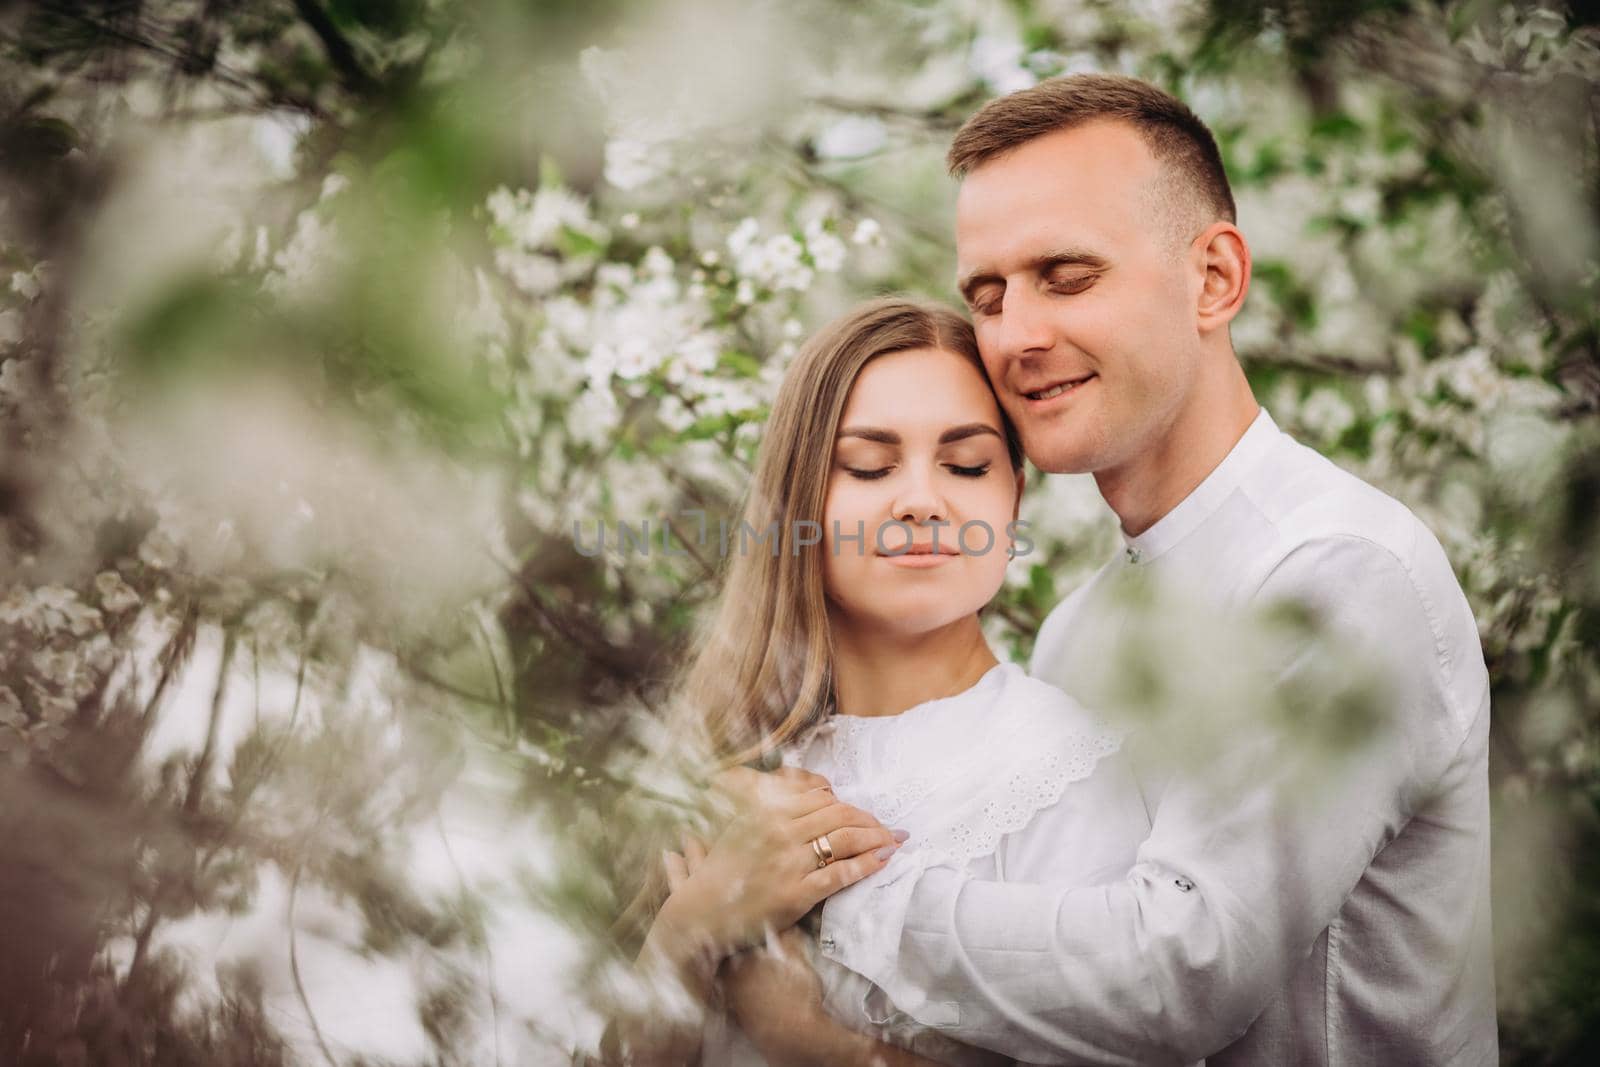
[1018,438,1101,476]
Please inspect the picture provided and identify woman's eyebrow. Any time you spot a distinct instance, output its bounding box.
[938,423,1004,445]
[836,424,1002,445]
[837,426,899,444]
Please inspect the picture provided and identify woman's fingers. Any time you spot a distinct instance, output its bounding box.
[682,833,709,873]
[662,849,689,892]
[791,801,887,845]
[795,825,899,866]
[801,846,895,899]
[713,766,833,813]
[774,784,841,820]
[769,765,833,794]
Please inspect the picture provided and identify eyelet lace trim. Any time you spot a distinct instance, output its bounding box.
[788,667,1124,875]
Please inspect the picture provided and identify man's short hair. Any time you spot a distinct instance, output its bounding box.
[948,74,1236,229]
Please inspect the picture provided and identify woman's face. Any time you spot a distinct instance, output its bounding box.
[822,346,1023,638]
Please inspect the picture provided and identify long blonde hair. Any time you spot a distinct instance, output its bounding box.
[674,296,1021,766]
[610,297,1021,947]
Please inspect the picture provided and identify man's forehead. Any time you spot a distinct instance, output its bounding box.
[954,123,1162,265]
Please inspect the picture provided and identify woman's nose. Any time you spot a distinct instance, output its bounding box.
[891,465,947,525]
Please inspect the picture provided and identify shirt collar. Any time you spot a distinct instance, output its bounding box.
[1122,406,1279,565]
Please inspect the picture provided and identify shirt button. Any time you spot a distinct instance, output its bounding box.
[1174,876,1194,892]
[819,934,836,951]
[1126,547,1142,564]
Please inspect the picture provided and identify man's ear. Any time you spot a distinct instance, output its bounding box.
[1193,221,1251,334]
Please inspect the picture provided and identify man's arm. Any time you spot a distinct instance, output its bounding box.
[721,927,950,1067]
[821,537,1480,1064]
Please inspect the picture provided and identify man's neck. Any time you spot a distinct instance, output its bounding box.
[828,614,998,718]
[1096,366,1260,538]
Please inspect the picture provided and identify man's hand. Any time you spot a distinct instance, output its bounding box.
[720,926,827,1058]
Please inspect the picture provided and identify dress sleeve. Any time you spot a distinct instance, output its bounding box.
[824,536,1484,1065]
[815,692,1145,1047]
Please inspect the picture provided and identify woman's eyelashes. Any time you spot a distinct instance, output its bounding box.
[841,461,993,481]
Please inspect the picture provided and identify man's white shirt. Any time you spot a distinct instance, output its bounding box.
[826,408,1497,1065]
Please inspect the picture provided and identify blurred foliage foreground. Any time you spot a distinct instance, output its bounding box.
[1,0,1598,1064]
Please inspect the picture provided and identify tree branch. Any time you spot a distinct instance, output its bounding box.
[291,0,381,98]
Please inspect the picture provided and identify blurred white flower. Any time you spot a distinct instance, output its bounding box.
[804,220,848,273]
[487,185,606,252]
[604,136,665,190]
[816,115,888,159]
[641,246,676,278]
[1337,186,1382,224]
[265,207,344,300]
[138,528,183,571]
[320,173,350,201]
[0,310,22,347]
[729,225,814,292]
[1299,388,1357,442]
[657,394,696,433]
[678,333,722,374]
[969,35,1035,94]
[851,218,884,246]
[596,262,634,291]
[494,249,563,295]
[95,572,141,614]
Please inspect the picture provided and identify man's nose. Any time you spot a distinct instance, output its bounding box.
[991,284,1056,360]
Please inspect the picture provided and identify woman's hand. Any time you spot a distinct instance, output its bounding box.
[660,768,905,957]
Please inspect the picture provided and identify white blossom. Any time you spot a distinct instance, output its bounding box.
[815,115,888,159]
[851,218,884,246]
[95,572,141,614]
[604,136,666,190]
[804,220,847,273]
[11,267,43,301]
[969,35,1036,94]
[1299,388,1357,442]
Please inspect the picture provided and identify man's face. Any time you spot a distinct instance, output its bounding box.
[955,120,1203,476]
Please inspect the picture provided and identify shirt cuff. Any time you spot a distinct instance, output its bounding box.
[818,852,962,1029]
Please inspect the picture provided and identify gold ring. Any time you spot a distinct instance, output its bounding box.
[810,834,837,868]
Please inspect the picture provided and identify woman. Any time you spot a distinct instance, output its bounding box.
[600,298,1149,1065]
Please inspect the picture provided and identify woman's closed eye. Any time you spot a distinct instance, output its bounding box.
[843,462,992,480]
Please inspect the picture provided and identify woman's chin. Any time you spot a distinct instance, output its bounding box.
[839,599,991,640]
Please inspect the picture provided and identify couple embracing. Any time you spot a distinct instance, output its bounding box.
[598,74,1496,1067]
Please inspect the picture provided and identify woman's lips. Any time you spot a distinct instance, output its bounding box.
[877,544,961,567]
[880,551,957,568]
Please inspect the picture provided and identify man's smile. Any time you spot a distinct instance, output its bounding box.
[1022,372,1096,403]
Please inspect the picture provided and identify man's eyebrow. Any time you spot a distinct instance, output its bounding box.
[956,249,1111,301]
[836,424,1003,445]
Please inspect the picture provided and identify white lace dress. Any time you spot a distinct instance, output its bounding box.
[702,662,1151,1066]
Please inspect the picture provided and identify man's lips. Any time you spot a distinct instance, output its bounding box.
[1022,373,1095,401]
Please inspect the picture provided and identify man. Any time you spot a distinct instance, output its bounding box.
[724,74,1496,1065]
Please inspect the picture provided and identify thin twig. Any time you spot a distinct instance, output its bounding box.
[287,859,340,1067]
